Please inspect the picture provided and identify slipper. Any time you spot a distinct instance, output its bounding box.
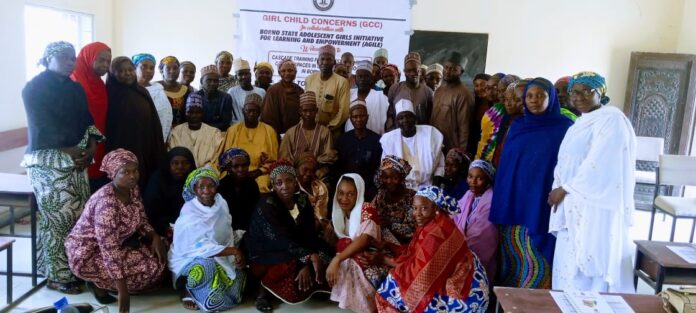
[255,296,273,313]
[86,282,117,305]
[181,297,199,311]
[47,280,83,295]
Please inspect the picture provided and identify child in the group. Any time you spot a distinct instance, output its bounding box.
[452,159,498,281]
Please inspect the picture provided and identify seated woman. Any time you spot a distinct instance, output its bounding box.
[246,160,329,312]
[327,174,392,313]
[65,149,167,313]
[372,156,417,245]
[440,148,471,201]
[217,148,261,231]
[143,147,195,239]
[453,160,499,282]
[169,167,247,311]
[375,186,489,313]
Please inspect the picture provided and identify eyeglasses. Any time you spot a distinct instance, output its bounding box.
[569,89,596,97]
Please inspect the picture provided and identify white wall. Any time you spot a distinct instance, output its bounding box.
[0,0,27,132]
[0,0,113,133]
[677,0,696,54]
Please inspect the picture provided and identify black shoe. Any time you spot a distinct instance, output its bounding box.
[86,282,117,304]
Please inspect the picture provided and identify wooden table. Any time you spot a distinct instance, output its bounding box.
[0,238,15,304]
[634,240,696,294]
[494,287,665,313]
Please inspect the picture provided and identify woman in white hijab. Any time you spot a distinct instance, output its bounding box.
[168,167,246,311]
[326,173,391,313]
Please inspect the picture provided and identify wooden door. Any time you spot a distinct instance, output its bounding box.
[624,52,696,207]
[624,52,696,155]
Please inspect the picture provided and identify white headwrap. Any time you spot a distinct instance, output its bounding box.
[395,99,415,115]
[168,194,241,282]
[331,174,366,239]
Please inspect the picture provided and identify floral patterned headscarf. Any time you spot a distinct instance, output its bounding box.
[100,148,138,180]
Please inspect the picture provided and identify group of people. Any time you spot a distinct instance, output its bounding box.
[21,39,637,313]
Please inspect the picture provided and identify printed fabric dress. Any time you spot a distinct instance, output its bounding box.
[21,69,105,283]
[65,184,166,291]
[372,188,417,245]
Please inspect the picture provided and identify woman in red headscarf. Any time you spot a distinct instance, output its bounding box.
[71,41,112,192]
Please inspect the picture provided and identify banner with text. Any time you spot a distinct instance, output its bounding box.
[236,0,411,87]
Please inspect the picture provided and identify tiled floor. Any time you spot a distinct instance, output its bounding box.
[1,209,693,312]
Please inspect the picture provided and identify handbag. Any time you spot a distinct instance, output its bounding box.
[661,287,696,313]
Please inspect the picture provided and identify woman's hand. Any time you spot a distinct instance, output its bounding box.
[310,253,323,285]
[295,264,314,292]
[231,248,246,269]
[259,152,269,165]
[357,251,383,267]
[61,146,88,169]
[116,279,129,313]
[547,187,568,212]
[248,169,263,179]
[149,235,167,263]
[325,257,341,287]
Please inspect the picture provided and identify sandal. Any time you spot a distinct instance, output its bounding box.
[47,280,83,295]
[181,297,199,311]
[180,288,199,311]
[86,282,117,304]
[255,295,273,313]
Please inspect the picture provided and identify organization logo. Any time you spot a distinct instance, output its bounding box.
[313,0,334,11]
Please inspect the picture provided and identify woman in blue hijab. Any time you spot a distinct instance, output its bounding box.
[489,77,573,288]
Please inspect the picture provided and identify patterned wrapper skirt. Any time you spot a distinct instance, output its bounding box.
[497,225,552,289]
[183,258,246,312]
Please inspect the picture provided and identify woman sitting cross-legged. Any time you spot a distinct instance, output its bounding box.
[168,167,247,311]
[326,174,393,313]
[245,159,329,312]
[65,149,167,313]
[375,186,490,313]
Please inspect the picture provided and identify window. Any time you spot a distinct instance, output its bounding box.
[24,5,93,80]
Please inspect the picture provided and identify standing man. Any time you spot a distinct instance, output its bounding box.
[425,63,443,91]
[385,52,433,131]
[345,60,389,135]
[304,44,350,140]
[340,52,356,88]
[431,52,474,151]
[228,58,266,125]
[195,64,234,132]
[373,48,388,67]
[254,61,274,91]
